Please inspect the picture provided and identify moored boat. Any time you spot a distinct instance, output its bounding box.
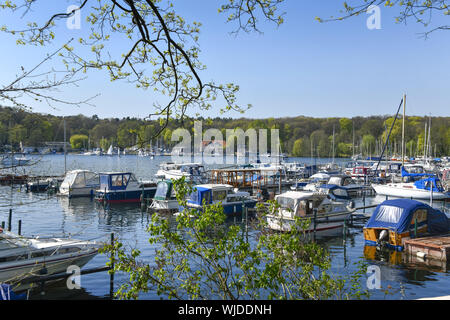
[363,199,450,251]
[265,185,355,235]
[0,229,100,285]
[183,184,257,216]
[372,176,450,200]
[148,180,179,213]
[59,170,99,198]
[94,172,157,203]
[155,162,207,184]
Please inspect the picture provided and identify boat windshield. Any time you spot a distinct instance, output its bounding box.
[276,196,297,211]
[374,205,404,224]
[155,182,170,199]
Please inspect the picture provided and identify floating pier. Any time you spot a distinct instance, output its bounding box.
[403,235,450,262]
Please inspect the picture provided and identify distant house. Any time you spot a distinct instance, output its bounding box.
[202,140,226,148]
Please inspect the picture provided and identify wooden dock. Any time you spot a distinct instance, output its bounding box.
[404,235,450,262]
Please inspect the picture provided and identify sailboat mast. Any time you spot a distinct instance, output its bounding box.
[64,118,67,175]
[401,94,406,166]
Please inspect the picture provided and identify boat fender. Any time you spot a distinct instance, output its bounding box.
[416,251,427,259]
[0,227,2,233]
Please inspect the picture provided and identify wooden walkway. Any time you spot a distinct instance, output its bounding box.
[404,235,450,261]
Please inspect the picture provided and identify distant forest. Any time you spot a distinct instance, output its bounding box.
[0,106,448,158]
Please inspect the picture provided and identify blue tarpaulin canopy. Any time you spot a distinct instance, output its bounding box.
[365,199,449,235]
[188,186,212,205]
[0,284,26,300]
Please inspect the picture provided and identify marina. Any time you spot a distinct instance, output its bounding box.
[0,153,449,300]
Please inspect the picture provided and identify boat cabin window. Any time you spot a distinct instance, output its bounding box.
[331,188,349,198]
[410,209,427,225]
[374,205,404,224]
[213,190,228,201]
[85,172,98,185]
[328,177,342,186]
[111,174,131,187]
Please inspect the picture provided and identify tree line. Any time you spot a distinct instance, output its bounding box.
[0,106,448,158]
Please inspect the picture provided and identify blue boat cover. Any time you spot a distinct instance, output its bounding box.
[413,177,444,192]
[0,284,26,300]
[365,199,449,234]
[188,186,212,205]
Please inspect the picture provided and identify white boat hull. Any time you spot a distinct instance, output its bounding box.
[0,250,98,284]
[59,186,96,197]
[372,184,449,200]
[266,211,351,235]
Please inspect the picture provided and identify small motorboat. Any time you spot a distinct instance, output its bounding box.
[265,185,355,235]
[372,176,450,200]
[363,199,450,251]
[94,172,157,203]
[0,229,100,284]
[155,162,208,184]
[148,180,179,213]
[183,184,257,216]
[59,170,99,198]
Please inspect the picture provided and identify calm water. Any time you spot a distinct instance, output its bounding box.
[1,154,449,300]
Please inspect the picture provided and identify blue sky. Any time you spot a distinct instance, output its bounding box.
[0,0,448,119]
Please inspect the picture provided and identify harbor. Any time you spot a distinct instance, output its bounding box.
[1,153,449,300]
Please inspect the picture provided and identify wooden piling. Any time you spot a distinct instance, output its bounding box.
[110,232,115,299]
[18,219,22,235]
[8,209,12,231]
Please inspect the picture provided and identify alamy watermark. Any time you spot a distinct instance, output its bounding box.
[170,121,280,165]
[366,265,381,289]
[66,5,82,30]
[366,5,381,30]
[66,265,81,290]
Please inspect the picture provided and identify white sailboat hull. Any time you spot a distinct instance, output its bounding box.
[0,249,98,284]
[372,183,449,200]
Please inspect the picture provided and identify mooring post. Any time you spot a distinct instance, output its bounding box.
[414,218,418,238]
[110,232,115,299]
[313,208,317,239]
[363,192,366,213]
[18,220,22,235]
[8,209,12,231]
[1,221,4,229]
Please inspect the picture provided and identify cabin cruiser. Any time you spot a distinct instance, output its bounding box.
[326,175,365,197]
[155,162,207,184]
[148,180,179,213]
[95,172,157,203]
[302,172,331,191]
[59,170,99,198]
[183,184,257,216]
[265,185,355,234]
[0,229,100,284]
[372,176,450,200]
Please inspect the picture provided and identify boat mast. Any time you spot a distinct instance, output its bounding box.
[401,94,406,166]
[64,117,67,175]
[332,125,335,164]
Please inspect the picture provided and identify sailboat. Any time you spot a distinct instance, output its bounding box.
[106,144,113,156]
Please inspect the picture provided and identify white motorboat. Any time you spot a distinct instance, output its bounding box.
[265,185,355,235]
[148,180,179,213]
[372,176,450,200]
[0,229,100,284]
[59,170,100,198]
[155,162,207,184]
